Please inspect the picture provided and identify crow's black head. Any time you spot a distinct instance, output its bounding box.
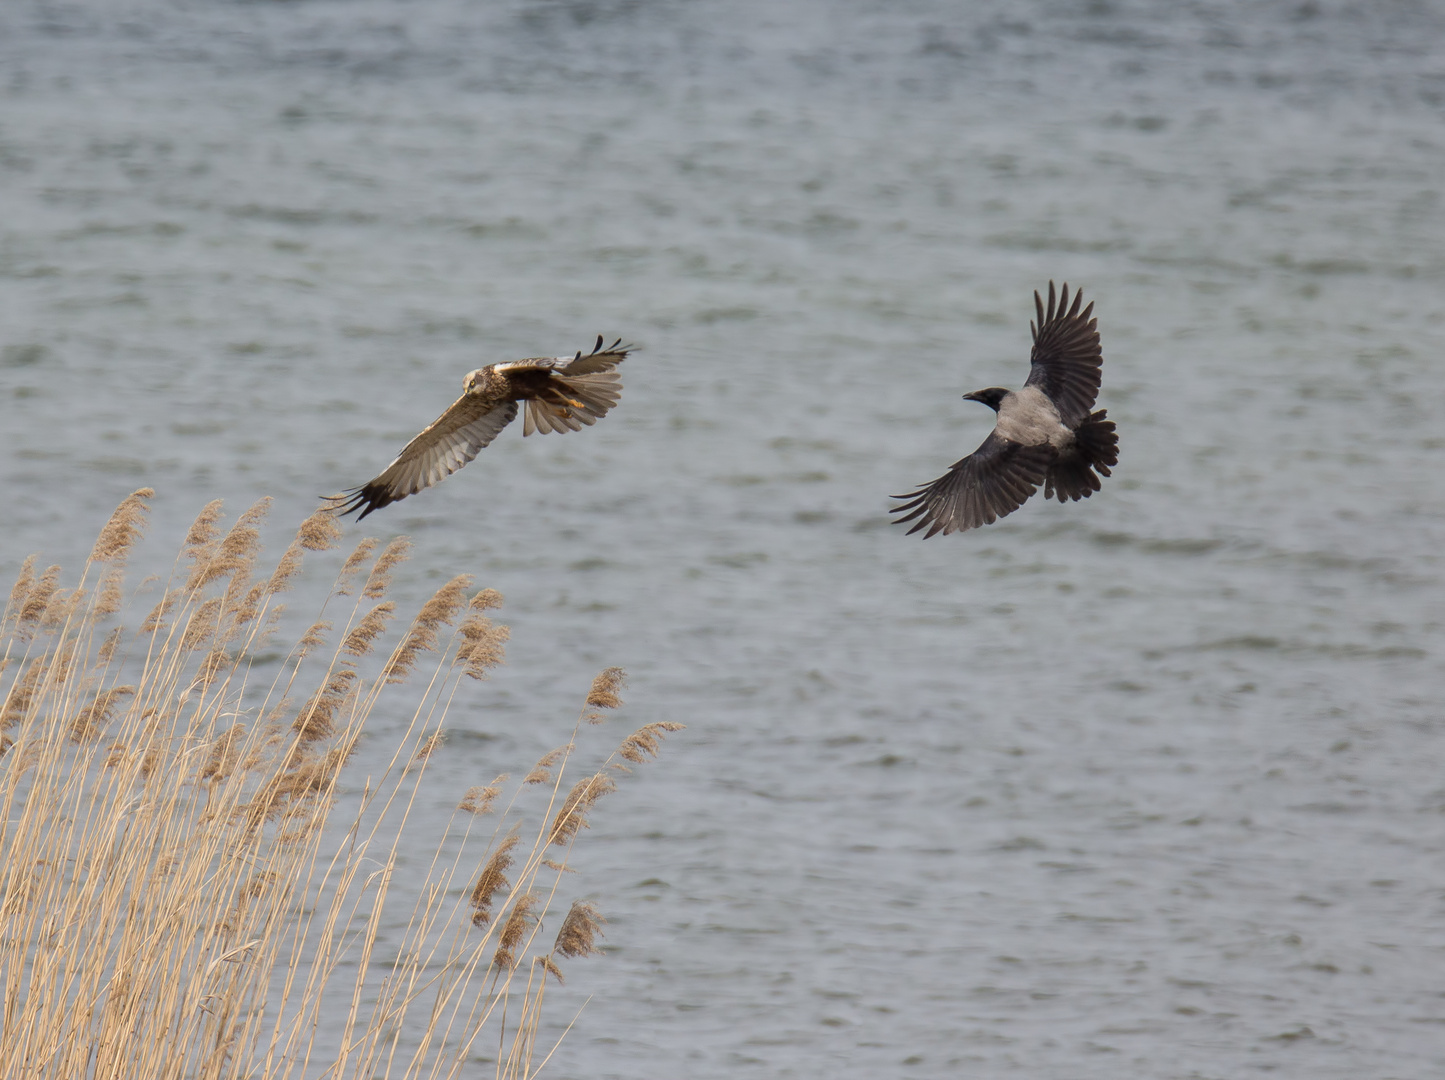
[962,387,1010,411]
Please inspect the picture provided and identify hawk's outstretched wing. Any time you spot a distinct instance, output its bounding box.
[327,397,519,520]
[890,433,1056,538]
[498,336,631,437]
[1023,281,1101,428]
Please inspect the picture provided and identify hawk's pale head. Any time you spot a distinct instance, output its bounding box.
[463,368,501,396]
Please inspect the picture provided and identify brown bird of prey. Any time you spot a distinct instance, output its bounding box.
[327,336,631,519]
[890,282,1118,537]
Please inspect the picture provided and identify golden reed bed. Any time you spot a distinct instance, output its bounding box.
[0,489,680,1078]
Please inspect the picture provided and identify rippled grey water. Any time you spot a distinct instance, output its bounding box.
[4,1,1445,1075]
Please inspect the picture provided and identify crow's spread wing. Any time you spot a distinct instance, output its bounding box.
[326,396,518,520]
[891,432,1056,537]
[1023,281,1101,428]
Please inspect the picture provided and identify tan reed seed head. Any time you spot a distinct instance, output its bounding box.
[296,508,343,552]
[89,488,154,564]
[18,565,61,626]
[458,774,508,815]
[412,731,444,763]
[470,587,504,611]
[548,772,616,847]
[40,586,84,628]
[292,668,358,743]
[470,834,520,926]
[586,667,627,710]
[336,537,379,596]
[491,892,538,971]
[139,591,177,634]
[524,745,571,786]
[193,646,230,689]
[97,627,123,663]
[1,657,48,731]
[363,537,411,599]
[553,899,606,960]
[616,722,687,766]
[455,614,509,681]
[385,575,472,683]
[341,602,395,657]
[69,686,136,744]
[180,597,224,653]
[95,567,124,618]
[184,499,225,561]
[229,581,267,629]
[297,620,331,657]
[193,503,266,589]
[266,543,305,597]
[6,554,36,623]
[200,723,245,782]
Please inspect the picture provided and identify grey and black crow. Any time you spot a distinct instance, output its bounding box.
[890,282,1118,537]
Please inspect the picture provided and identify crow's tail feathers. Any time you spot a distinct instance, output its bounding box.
[1044,410,1118,503]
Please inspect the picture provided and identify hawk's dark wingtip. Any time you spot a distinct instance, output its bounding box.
[322,485,390,521]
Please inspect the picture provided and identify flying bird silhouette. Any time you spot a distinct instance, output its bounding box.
[326,337,631,520]
[890,283,1117,537]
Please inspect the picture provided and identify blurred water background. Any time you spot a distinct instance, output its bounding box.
[3,1,1445,1076]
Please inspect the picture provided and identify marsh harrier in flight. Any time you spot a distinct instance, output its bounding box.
[890,282,1118,537]
[327,337,631,519]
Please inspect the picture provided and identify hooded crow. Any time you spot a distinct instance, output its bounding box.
[890,282,1118,537]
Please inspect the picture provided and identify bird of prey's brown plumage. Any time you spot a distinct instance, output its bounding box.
[326,337,631,520]
[890,283,1118,537]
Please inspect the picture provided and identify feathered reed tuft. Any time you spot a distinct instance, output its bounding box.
[492,893,537,971]
[70,687,136,744]
[89,488,154,564]
[194,518,262,590]
[6,554,36,623]
[296,508,343,551]
[183,499,225,562]
[139,591,176,634]
[292,669,358,743]
[266,544,305,596]
[200,724,245,782]
[470,587,504,611]
[586,667,627,710]
[548,772,616,846]
[412,731,444,763]
[454,615,509,682]
[297,621,331,657]
[95,568,124,618]
[97,627,123,663]
[384,576,470,684]
[553,899,606,960]
[180,598,223,653]
[2,659,48,730]
[341,602,394,657]
[458,774,507,815]
[470,835,520,926]
[18,565,61,626]
[336,537,379,596]
[363,538,411,599]
[616,722,687,766]
[525,745,570,786]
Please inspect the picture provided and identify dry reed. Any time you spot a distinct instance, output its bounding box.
[0,489,682,1079]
